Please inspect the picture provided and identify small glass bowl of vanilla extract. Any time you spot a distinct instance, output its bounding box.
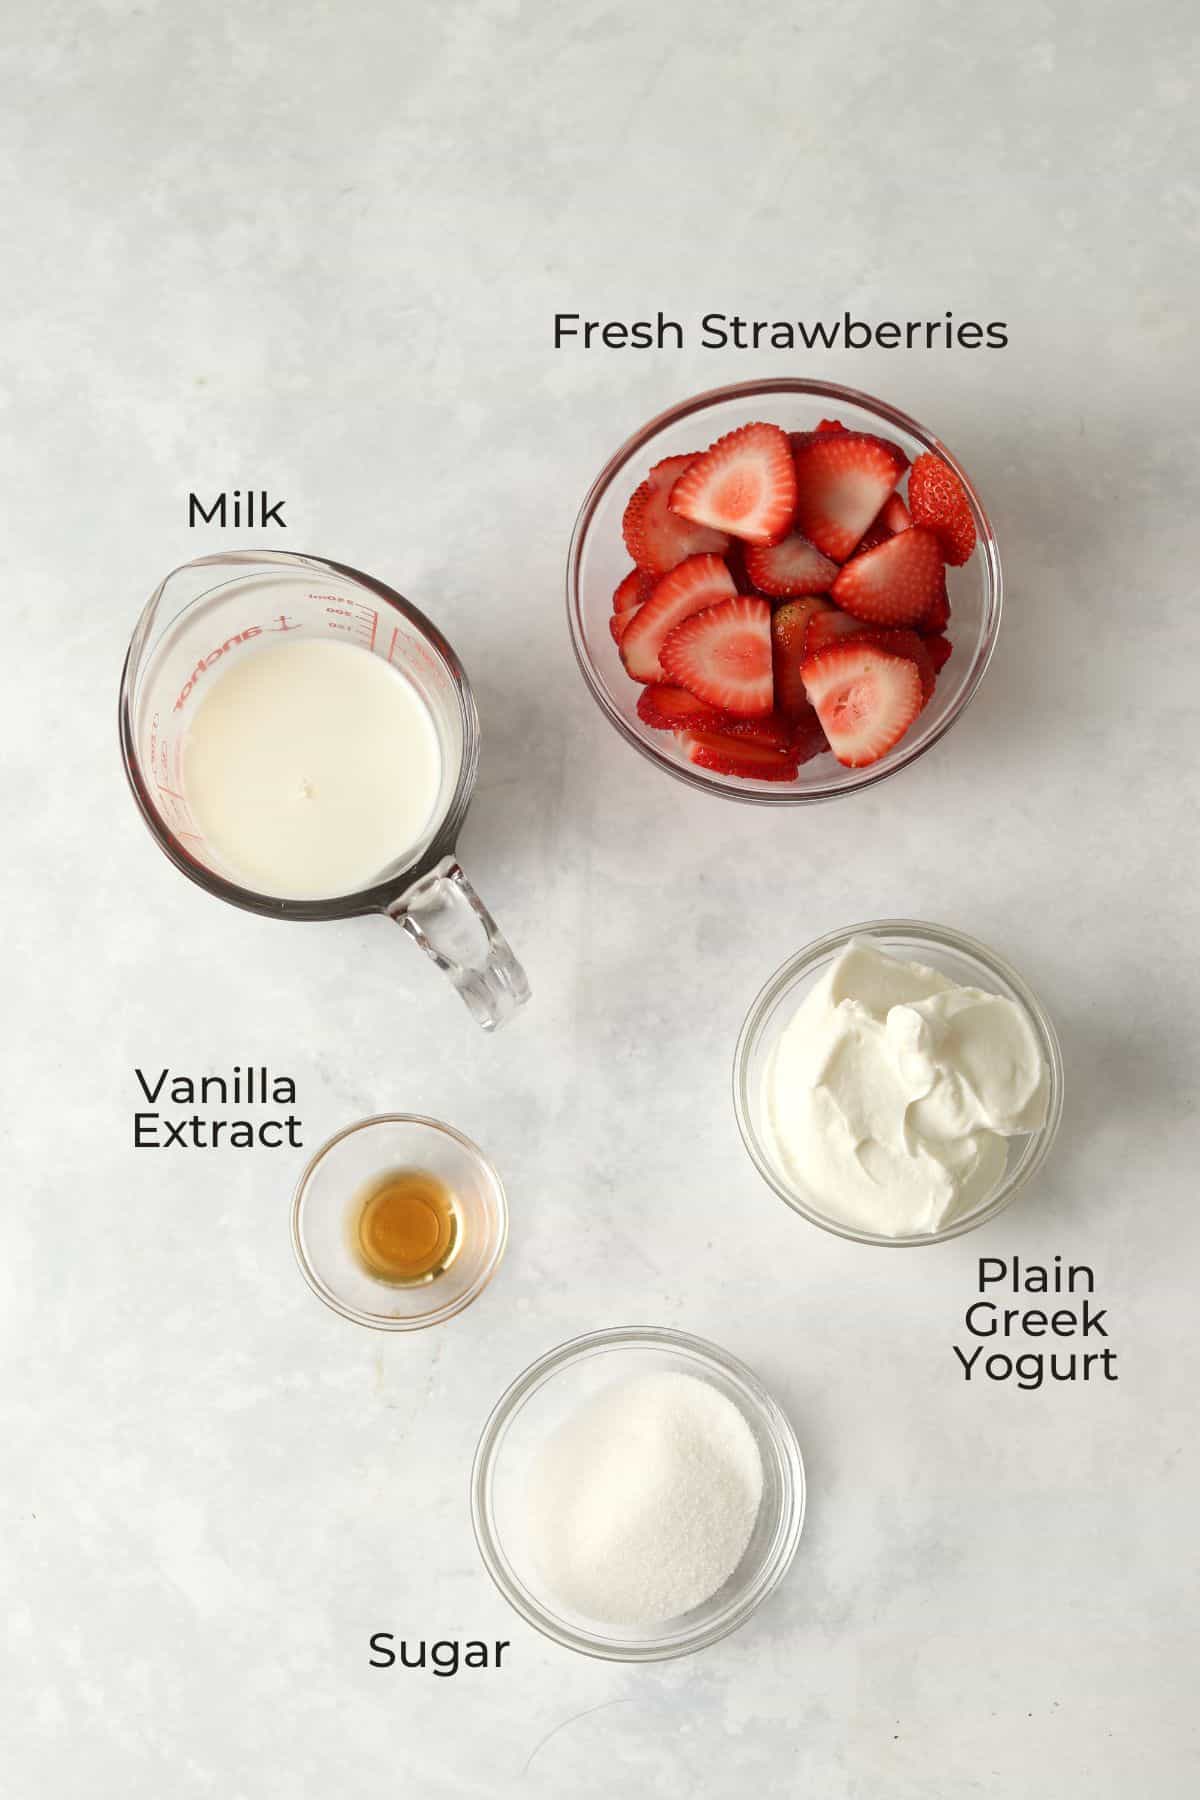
[291,1116,508,1330]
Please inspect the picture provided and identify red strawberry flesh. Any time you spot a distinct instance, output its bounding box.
[669,422,797,546]
[610,605,638,645]
[622,453,729,575]
[772,597,834,720]
[803,607,868,654]
[636,683,730,732]
[908,452,976,566]
[791,431,908,562]
[802,640,923,767]
[660,594,774,716]
[744,532,838,598]
[677,726,798,782]
[619,552,737,683]
[613,568,653,614]
[831,526,946,628]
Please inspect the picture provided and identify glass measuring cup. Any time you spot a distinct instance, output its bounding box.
[118,550,530,1030]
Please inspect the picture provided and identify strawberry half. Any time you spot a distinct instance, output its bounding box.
[772,597,834,720]
[622,454,730,575]
[619,553,737,683]
[908,452,976,566]
[660,594,773,716]
[791,431,909,562]
[802,640,923,768]
[676,726,798,782]
[613,568,653,614]
[744,532,838,598]
[669,423,796,546]
[636,683,729,732]
[831,527,946,627]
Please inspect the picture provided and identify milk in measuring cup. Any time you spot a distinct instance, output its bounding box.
[182,638,442,899]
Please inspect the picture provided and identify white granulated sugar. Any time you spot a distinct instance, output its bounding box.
[527,1371,764,1627]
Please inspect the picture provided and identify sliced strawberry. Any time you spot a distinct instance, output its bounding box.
[723,540,755,594]
[804,607,868,655]
[789,703,831,764]
[660,594,773,716]
[856,627,936,704]
[881,492,911,534]
[856,487,914,555]
[802,640,923,768]
[622,454,730,575]
[852,516,892,558]
[831,527,945,627]
[610,605,639,645]
[921,574,951,634]
[788,419,849,457]
[636,683,729,732]
[612,568,653,614]
[722,711,794,749]
[744,532,838,598]
[619,553,737,683]
[926,633,953,672]
[677,726,798,782]
[669,423,796,546]
[791,431,908,562]
[772,598,834,720]
[908,452,976,566]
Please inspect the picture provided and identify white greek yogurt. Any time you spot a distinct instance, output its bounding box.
[767,940,1049,1237]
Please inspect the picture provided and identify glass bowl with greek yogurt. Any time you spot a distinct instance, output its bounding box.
[733,921,1064,1247]
[566,378,1001,803]
[470,1327,805,1662]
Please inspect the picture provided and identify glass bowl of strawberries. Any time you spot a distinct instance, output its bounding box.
[566,379,1000,801]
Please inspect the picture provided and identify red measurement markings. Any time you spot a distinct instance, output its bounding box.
[322,597,378,645]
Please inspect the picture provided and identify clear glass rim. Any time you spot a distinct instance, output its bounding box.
[565,377,1002,805]
[117,549,480,920]
[290,1112,508,1330]
[732,919,1065,1246]
[470,1325,806,1662]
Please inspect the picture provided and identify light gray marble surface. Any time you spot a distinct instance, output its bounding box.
[2,2,1198,1795]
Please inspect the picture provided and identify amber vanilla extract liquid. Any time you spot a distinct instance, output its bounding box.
[351,1168,461,1285]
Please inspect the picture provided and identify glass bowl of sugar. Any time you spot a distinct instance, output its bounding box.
[470,1326,805,1661]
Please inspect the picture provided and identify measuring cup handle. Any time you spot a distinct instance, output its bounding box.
[388,856,530,1031]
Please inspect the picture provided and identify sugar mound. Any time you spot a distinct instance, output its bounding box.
[527,1370,764,1627]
